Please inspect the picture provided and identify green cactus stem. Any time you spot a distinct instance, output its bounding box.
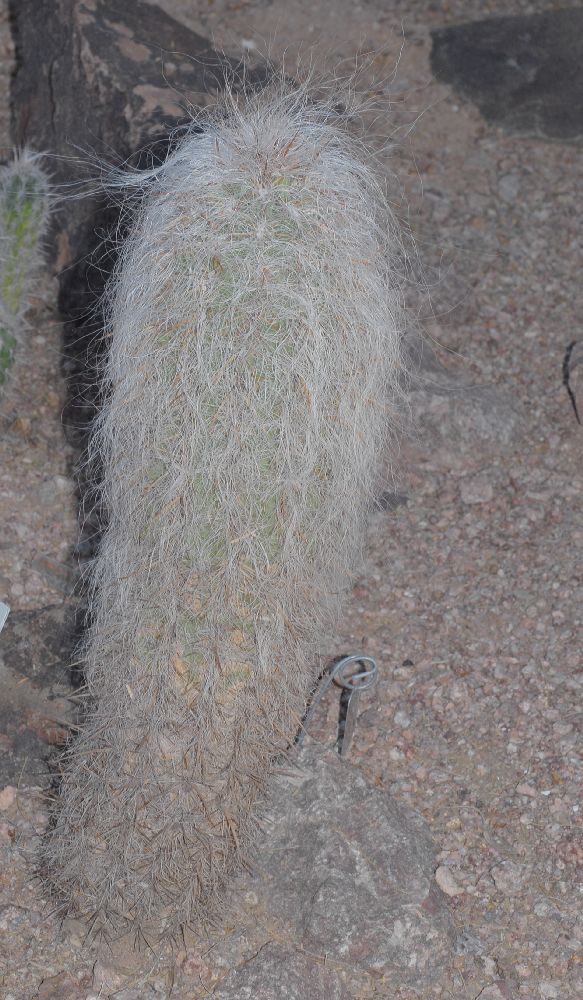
[0,149,51,391]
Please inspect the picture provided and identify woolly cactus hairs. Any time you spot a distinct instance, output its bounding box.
[0,149,51,389]
[42,82,405,941]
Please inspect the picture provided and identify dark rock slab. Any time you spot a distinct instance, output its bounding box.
[10,0,255,277]
[246,745,455,992]
[431,8,583,142]
[214,942,352,1000]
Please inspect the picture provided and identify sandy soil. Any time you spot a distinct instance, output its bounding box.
[0,1,581,998]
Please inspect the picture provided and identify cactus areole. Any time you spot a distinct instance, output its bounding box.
[43,82,406,941]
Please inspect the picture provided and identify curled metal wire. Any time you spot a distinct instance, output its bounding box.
[297,653,378,755]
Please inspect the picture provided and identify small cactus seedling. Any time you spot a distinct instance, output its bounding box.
[0,149,51,390]
[42,80,406,942]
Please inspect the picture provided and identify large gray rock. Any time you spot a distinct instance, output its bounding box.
[431,9,583,142]
[214,942,352,1000]
[410,380,522,454]
[94,745,455,996]
[405,332,523,462]
[223,745,456,994]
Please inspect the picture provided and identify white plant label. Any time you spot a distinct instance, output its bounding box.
[0,602,9,634]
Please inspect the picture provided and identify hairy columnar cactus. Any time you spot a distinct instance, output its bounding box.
[0,150,51,390]
[42,81,406,940]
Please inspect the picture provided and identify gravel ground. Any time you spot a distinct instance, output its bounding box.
[0,1,582,997]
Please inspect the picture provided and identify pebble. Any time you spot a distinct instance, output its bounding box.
[482,957,497,977]
[181,951,214,979]
[0,785,16,810]
[0,904,27,931]
[491,861,526,894]
[30,555,70,592]
[515,782,537,797]
[46,390,60,408]
[35,971,92,999]
[92,959,125,991]
[460,477,494,505]
[538,983,560,999]
[454,929,485,956]
[476,985,509,1000]
[0,821,15,842]
[426,188,451,223]
[498,172,521,202]
[435,865,463,896]
[52,475,71,492]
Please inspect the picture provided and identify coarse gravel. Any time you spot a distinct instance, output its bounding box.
[0,1,581,998]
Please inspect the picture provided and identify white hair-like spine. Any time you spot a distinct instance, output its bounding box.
[42,78,406,940]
